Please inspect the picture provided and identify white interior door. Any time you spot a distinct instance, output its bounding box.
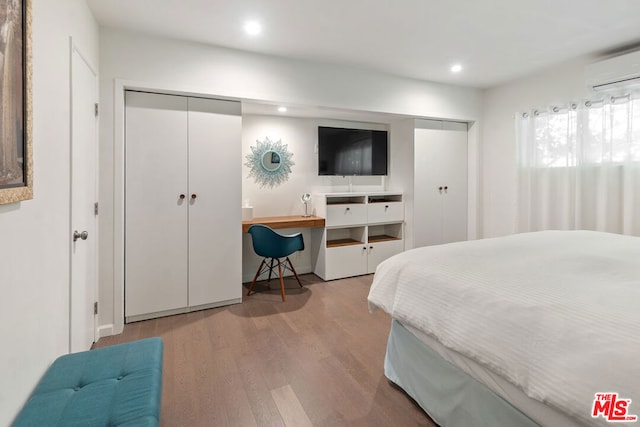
[125,91,189,320]
[70,44,98,352]
[187,98,242,307]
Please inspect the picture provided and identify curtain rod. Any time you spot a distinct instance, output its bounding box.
[520,91,638,118]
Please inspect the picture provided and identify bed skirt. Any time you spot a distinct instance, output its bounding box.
[385,320,539,427]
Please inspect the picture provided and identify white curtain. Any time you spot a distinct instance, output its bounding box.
[517,92,640,236]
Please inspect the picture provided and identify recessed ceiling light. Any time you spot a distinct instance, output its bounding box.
[244,20,262,36]
[277,106,287,113]
[451,64,463,73]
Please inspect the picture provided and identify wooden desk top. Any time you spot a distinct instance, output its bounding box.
[242,215,325,233]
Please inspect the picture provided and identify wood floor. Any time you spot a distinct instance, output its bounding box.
[95,274,436,426]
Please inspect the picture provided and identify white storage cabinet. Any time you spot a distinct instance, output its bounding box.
[313,192,404,280]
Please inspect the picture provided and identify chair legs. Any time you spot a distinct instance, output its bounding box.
[247,256,304,301]
[267,258,274,282]
[285,257,303,288]
[247,258,266,297]
[277,260,286,302]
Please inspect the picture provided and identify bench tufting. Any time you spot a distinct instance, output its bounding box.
[13,337,163,427]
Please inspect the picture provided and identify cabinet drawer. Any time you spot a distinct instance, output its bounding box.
[326,204,367,227]
[367,202,404,224]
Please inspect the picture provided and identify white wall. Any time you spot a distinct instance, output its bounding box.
[98,28,482,334]
[481,57,598,238]
[0,0,98,423]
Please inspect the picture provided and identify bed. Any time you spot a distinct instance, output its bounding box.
[368,230,640,427]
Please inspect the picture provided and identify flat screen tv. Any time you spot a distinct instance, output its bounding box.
[318,126,388,176]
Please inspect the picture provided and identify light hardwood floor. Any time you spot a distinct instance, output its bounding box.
[95,274,436,426]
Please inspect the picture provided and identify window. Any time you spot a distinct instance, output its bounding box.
[517,93,640,235]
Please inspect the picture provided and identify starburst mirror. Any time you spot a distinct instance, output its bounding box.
[244,137,295,188]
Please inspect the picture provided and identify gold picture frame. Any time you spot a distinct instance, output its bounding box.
[0,0,32,205]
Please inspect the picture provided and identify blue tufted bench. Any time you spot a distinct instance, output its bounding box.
[13,337,163,427]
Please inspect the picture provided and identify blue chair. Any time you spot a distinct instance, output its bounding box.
[247,224,305,301]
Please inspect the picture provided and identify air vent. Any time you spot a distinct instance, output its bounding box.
[585,50,640,92]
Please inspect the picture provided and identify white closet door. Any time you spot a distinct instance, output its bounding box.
[125,92,189,318]
[414,124,468,247]
[414,128,445,246]
[439,122,468,244]
[187,97,242,307]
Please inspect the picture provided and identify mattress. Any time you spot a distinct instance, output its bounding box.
[369,230,640,427]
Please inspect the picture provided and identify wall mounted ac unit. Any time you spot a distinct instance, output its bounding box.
[585,50,640,92]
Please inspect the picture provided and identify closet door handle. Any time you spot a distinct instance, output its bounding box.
[191,194,197,200]
[179,194,186,200]
[73,230,89,242]
[438,186,443,194]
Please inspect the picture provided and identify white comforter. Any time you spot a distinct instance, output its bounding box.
[368,230,640,427]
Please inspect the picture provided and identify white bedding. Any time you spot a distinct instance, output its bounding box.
[368,230,640,427]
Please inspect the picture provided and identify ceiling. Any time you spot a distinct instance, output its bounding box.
[86,0,640,89]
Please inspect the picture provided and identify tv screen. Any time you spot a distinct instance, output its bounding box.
[318,126,388,176]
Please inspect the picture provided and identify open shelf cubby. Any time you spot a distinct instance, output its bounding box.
[326,226,365,248]
[368,234,400,243]
[326,196,366,205]
[368,223,403,243]
[368,194,403,204]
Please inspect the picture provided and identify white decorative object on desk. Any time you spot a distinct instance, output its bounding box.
[242,207,254,220]
[301,193,311,217]
[242,199,253,220]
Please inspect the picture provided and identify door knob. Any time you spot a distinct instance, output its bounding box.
[73,230,89,242]
[191,194,197,200]
[179,194,186,200]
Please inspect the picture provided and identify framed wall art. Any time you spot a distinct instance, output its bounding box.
[0,0,32,205]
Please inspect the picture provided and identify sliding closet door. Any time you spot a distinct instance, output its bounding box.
[187,97,242,306]
[125,92,189,319]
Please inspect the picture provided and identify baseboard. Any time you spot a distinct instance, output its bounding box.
[188,298,242,313]
[126,307,187,323]
[97,324,114,338]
